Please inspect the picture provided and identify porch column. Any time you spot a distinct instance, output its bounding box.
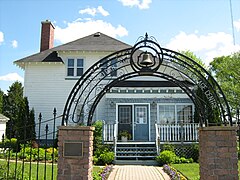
[199,126,238,180]
[57,126,95,180]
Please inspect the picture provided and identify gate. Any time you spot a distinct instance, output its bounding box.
[0,109,61,179]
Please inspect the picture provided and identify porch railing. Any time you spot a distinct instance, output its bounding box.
[102,121,115,143]
[156,123,199,142]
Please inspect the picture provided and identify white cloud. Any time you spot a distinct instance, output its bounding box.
[166,31,240,65]
[11,40,18,48]
[97,6,110,16]
[119,0,152,9]
[0,73,24,82]
[234,19,240,32]
[55,19,128,44]
[0,31,4,45]
[79,6,109,16]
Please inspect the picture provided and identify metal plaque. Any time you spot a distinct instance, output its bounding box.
[63,141,83,158]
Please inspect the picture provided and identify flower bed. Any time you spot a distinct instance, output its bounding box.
[93,164,113,180]
[163,164,187,180]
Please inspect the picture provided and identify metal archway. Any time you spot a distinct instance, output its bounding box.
[62,34,232,126]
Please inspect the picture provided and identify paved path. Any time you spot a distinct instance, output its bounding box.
[108,165,170,180]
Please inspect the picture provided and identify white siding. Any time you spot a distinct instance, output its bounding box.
[0,122,6,139]
[23,51,113,137]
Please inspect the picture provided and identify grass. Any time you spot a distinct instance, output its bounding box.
[172,161,240,180]
[171,163,199,180]
[0,160,57,179]
[0,160,102,179]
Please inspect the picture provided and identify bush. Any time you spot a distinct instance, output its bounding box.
[191,143,199,162]
[0,138,18,151]
[99,152,114,165]
[92,120,114,165]
[162,143,175,152]
[156,150,177,165]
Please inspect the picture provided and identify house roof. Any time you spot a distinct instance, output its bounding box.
[14,32,132,68]
[0,114,9,122]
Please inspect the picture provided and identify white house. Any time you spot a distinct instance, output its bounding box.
[14,20,200,160]
[0,114,9,139]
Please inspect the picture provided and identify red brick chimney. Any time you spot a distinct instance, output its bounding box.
[40,20,55,52]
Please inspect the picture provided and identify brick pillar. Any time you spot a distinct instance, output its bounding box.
[57,126,95,180]
[199,126,238,180]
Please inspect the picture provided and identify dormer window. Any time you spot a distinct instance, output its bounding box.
[67,58,84,77]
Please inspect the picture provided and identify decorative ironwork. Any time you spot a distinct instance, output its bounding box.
[62,33,232,127]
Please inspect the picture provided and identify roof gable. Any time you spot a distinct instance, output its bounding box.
[14,32,131,67]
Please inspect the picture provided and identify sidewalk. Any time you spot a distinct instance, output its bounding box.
[108,165,170,180]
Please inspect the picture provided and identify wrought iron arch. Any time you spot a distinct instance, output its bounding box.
[62,33,232,127]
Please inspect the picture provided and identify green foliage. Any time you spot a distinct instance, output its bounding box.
[190,143,199,162]
[210,51,240,114]
[92,120,103,149]
[1,82,36,142]
[0,89,3,113]
[156,150,177,165]
[0,138,18,151]
[93,171,102,180]
[0,162,22,179]
[92,120,114,165]
[156,150,195,165]
[99,152,114,165]
[162,143,175,152]
[118,130,131,139]
[93,145,114,165]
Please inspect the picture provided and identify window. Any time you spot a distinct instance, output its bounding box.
[158,105,175,124]
[177,105,193,123]
[135,105,147,124]
[158,104,193,124]
[118,106,132,124]
[67,58,84,77]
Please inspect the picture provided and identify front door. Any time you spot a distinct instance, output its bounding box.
[134,105,149,141]
[118,105,132,140]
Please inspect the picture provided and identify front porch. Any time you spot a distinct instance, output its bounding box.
[103,122,199,144]
[103,122,199,163]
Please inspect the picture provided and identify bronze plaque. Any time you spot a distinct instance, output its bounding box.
[63,141,83,158]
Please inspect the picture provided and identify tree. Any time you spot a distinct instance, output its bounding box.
[3,81,36,141]
[210,51,240,114]
[180,51,221,125]
[0,89,3,113]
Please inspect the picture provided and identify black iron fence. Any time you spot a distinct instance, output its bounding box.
[0,108,61,180]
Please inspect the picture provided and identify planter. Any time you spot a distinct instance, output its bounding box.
[121,136,128,142]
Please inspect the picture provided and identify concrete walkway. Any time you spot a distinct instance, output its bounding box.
[108,165,170,180]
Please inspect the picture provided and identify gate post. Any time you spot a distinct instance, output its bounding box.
[199,126,238,179]
[57,126,95,180]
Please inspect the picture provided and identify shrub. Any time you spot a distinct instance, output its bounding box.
[99,152,114,165]
[191,143,199,162]
[92,120,114,165]
[156,150,177,165]
[0,138,18,151]
[162,143,175,152]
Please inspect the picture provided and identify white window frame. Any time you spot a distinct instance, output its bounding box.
[66,58,84,77]
[157,103,194,124]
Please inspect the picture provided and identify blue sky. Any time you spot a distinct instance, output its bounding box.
[0,0,239,93]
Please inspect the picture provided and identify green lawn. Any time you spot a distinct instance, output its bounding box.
[0,160,57,179]
[172,161,240,180]
[0,160,102,179]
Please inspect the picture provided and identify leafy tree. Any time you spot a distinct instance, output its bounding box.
[210,51,240,115]
[0,89,3,113]
[180,51,221,124]
[180,50,207,70]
